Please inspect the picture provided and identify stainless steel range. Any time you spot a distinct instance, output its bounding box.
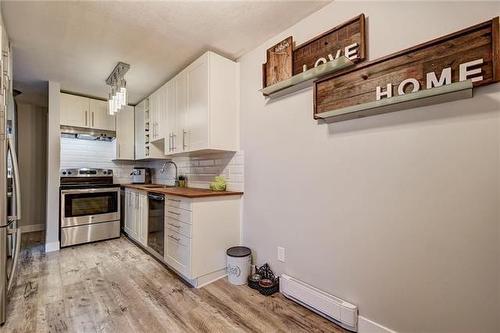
[60,168,120,247]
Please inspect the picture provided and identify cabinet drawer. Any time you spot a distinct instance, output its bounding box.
[166,228,191,275]
[166,206,192,224]
[166,217,192,238]
[166,197,191,211]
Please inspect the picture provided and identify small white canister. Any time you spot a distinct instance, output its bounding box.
[226,246,252,285]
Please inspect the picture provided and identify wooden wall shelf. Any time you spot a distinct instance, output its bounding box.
[260,56,354,98]
[316,80,473,123]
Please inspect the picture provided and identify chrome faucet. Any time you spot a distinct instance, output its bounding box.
[160,160,178,186]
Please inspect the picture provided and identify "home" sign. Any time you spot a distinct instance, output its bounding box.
[314,17,499,121]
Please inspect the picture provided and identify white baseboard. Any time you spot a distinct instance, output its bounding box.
[45,241,60,253]
[20,224,45,233]
[358,316,397,333]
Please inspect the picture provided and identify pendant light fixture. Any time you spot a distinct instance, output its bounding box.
[106,62,130,115]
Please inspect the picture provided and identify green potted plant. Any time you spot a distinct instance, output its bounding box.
[209,176,226,191]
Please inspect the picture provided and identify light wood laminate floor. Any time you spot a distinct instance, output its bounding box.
[3,232,346,333]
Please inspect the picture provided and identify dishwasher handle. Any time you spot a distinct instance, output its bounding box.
[148,194,165,201]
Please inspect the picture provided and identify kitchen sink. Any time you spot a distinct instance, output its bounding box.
[141,184,177,189]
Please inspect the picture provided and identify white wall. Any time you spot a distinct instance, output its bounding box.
[45,81,60,252]
[17,102,47,230]
[238,2,500,332]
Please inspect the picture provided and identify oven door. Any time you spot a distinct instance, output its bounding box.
[61,188,120,227]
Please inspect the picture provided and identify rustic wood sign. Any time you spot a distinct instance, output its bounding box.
[262,14,366,89]
[314,17,500,122]
[292,14,366,76]
[262,37,293,87]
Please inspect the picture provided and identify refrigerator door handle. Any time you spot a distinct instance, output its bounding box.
[7,135,21,221]
[6,227,21,292]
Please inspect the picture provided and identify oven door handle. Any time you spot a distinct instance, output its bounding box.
[61,187,120,194]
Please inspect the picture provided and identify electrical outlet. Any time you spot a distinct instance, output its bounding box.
[277,246,285,262]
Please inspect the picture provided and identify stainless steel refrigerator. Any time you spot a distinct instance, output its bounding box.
[0,90,21,325]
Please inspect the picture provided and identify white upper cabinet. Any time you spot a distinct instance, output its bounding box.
[60,93,115,131]
[134,100,146,160]
[149,85,167,143]
[140,51,238,157]
[115,105,135,160]
[164,51,239,156]
[165,72,188,155]
[149,90,159,141]
[165,79,177,154]
[89,99,115,131]
[175,71,188,153]
[60,93,88,128]
[185,56,209,152]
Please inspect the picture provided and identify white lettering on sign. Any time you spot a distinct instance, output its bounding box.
[459,58,483,82]
[303,43,359,72]
[426,67,451,88]
[376,84,393,101]
[274,41,290,53]
[375,58,483,100]
[314,57,328,67]
[397,78,420,95]
[344,43,359,60]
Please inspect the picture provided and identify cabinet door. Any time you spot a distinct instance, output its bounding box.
[124,190,133,234]
[90,99,115,131]
[134,101,146,160]
[149,90,159,141]
[148,92,156,140]
[165,80,176,154]
[115,105,135,160]
[186,55,209,151]
[175,71,188,153]
[157,84,168,141]
[139,193,148,246]
[60,93,89,127]
[131,192,139,240]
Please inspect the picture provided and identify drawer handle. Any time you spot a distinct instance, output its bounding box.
[168,210,180,215]
[168,199,181,202]
[168,235,181,242]
[168,223,180,228]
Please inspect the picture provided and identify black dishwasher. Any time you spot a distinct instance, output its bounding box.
[147,193,165,257]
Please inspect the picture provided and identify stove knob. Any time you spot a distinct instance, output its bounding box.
[62,171,67,175]
[68,171,72,175]
[108,169,113,175]
[103,170,107,175]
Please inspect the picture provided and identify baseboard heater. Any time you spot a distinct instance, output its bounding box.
[280,274,358,332]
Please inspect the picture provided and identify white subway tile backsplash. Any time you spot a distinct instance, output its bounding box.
[198,160,214,167]
[151,151,244,191]
[60,137,244,191]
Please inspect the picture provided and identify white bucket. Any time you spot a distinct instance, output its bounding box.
[226,246,251,285]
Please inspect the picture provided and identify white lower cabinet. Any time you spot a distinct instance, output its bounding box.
[164,194,241,287]
[123,187,242,288]
[124,189,148,247]
[165,228,191,276]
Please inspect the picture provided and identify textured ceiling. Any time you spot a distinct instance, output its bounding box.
[2,1,330,104]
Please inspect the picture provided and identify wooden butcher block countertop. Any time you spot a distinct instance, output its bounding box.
[122,184,243,198]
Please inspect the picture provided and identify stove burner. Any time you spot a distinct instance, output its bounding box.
[60,168,117,190]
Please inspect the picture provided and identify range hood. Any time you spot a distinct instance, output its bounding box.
[60,125,116,142]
